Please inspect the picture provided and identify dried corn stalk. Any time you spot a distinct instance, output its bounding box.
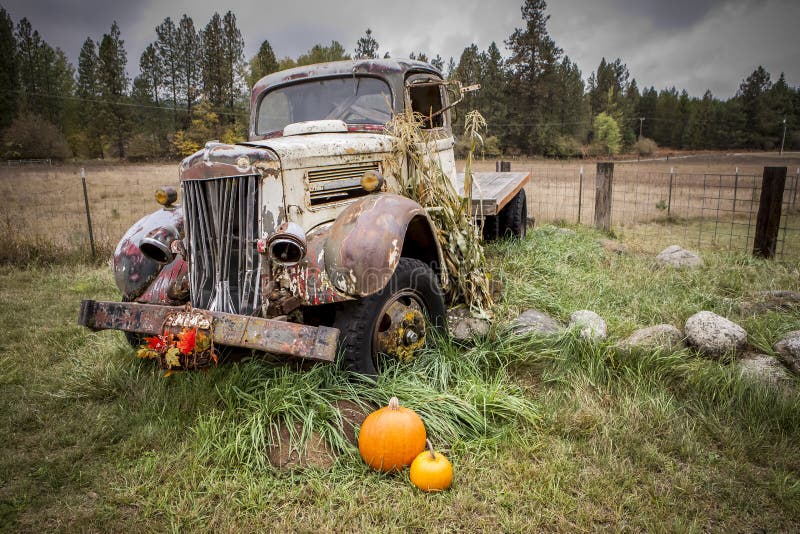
[384,110,493,319]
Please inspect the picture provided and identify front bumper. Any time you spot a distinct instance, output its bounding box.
[78,300,339,362]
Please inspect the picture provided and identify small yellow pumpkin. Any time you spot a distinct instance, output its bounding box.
[358,396,426,472]
[409,439,453,492]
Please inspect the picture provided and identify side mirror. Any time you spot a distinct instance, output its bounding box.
[405,79,481,123]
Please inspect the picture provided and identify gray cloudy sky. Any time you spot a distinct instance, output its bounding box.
[4,0,799,98]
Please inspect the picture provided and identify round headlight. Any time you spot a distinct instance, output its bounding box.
[360,169,385,192]
[155,186,178,207]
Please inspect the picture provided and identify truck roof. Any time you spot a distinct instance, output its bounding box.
[250,58,442,107]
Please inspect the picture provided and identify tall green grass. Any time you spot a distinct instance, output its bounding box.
[3,225,800,530]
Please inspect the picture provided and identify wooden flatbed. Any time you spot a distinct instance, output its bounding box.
[455,171,531,217]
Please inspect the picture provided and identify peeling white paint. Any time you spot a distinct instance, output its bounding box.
[388,238,400,269]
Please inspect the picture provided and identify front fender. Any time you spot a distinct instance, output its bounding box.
[323,193,446,297]
[113,207,184,301]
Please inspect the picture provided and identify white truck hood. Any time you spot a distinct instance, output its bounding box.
[242,132,395,170]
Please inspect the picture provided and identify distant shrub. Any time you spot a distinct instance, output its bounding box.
[2,114,71,160]
[127,133,160,161]
[634,137,658,157]
[455,134,502,159]
[592,112,622,156]
[548,135,582,158]
[481,135,502,158]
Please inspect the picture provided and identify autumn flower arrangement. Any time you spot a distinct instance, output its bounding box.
[137,326,218,372]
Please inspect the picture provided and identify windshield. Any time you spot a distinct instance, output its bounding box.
[257,76,393,135]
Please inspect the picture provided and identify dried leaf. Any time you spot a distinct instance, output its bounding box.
[165,347,181,368]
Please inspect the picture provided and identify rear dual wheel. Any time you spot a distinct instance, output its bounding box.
[483,189,528,242]
[333,257,446,376]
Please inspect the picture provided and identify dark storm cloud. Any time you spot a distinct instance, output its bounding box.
[605,0,722,30]
[2,0,797,98]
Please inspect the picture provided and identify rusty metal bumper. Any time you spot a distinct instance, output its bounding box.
[78,300,339,362]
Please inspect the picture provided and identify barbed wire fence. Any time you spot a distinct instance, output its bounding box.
[522,163,800,260]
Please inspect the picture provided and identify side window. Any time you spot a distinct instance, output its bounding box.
[408,83,444,129]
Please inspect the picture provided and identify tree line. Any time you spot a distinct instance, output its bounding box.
[0,0,797,161]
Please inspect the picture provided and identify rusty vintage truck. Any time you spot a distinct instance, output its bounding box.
[78,59,530,375]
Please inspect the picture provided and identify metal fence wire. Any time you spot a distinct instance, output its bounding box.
[1,161,798,261]
[524,166,799,260]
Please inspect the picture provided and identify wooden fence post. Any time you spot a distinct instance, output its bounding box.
[594,162,614,231]
[577,165,584,224]
[753,166,787,258]
[81,167,96,258]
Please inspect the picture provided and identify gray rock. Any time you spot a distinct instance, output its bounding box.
[512,309,564,336]
[684,311,747,358]
[621,324,684,350]
[738,353,792,386]
[448,308,491,340]
[773,330,800,376]
[656,245,704,268]
[569,310,607,342]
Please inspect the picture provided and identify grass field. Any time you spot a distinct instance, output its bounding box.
[1,152,798,262]
[2,224,799,531]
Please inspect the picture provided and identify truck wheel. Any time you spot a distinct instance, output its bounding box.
[498,189,527,239]
[333,257,446,376]
[482,215,499,242]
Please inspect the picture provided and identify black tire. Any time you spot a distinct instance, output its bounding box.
[498,188,527,239]
[333,257,446,376]
[482,214,499,242]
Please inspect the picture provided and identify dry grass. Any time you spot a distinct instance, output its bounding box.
[0,162,177,259]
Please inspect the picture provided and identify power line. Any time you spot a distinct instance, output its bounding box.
[1,88,250,118]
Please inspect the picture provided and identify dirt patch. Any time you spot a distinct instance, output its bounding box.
[266,422,335,470]
[266,401,371,470]
[334,399,370,446]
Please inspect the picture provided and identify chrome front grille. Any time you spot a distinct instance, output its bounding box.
[183,175,261,315]
[307,161,380,206]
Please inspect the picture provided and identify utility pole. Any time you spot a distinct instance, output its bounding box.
[639,117,645,140]
[780,117,787,156]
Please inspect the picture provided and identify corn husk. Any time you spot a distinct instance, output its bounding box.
[384,110,493,319]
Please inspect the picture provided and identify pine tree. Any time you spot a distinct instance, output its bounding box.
[295,41,350,66]
[221,11,245,117]
[138,44,161,105]
[134,42,169,157]
[176,15,202,118]
[637,86,657,139]
[552,56,588,143]
[445,57,456,79]
[452,44,481,135]
[505,0,563,153]
[476,43,508,140]
[97,21,130,157]
[77,37,102,157]
[430,54,444,71]
[737,66,772,147]
[201,12,225,108]
[248,40,279,88]
[155,17,179,119]
[15,18,73,130]
[0,7,18,129]
[354,28,379,59]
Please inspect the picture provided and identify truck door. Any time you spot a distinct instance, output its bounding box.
[404,73,458,190]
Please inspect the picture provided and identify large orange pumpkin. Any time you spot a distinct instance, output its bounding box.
[409,439,453,491]
[358,397,426,472]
